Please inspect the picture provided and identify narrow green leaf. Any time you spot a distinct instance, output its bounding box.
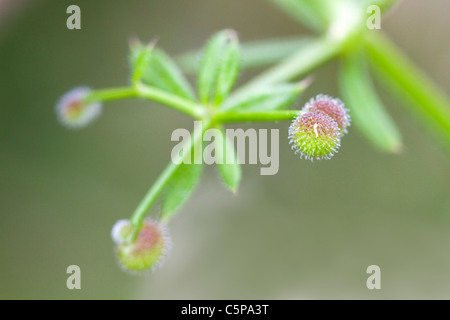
[129,41,154,86]
[197,30,231,104]
[366,33,450,151]
[339,52,403,153]
[216,128,241,193]
[221,82,306,112]
[131,119,212,228]
[142,48,196,101]
[161,126,205,221]
[213,35,241,105]
[161,161,203,220]
[178,37,311,73]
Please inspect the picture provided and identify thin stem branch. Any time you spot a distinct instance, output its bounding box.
[136,83,204,119]
[85,85,205,119]
[130,163,177,231]
[214,110,300,123]
[85,87,138,103]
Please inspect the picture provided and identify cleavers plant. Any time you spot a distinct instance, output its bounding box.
[56,0,450,272]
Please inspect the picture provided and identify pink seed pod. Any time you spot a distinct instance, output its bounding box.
[111,219,171,273]
[55,87,102,129]
[303,94,350,134]
[289,111,341,161]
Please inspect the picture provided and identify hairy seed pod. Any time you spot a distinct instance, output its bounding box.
[289,111,341,161]
[111,219,171,272]
[55,87,102,129]
[303,94,350,134]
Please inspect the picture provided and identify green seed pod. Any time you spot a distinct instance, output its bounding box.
[289,111,341,161]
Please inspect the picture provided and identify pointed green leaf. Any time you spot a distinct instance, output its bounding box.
[130,119,211,228]
[161,162,203,220]
[339,52,403,153]
[366,33,450,151]
[161,134,204,220]
[160,122,209,221]
[221,82,306,112]
[214,34,241,105]
[129,41,154,86]
[215,128,241,193]
[142,48,196,101]
[197,30,232,104]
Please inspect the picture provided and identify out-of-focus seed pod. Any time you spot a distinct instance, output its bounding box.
[111,219,171,273]
[55,87,101,129]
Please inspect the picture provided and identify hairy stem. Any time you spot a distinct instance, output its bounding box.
[85,87,138,103]
[214,110,300,123]
[85,84,204,119]
[136,83,204,119]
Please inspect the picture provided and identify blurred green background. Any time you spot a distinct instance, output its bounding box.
[0,0,449,299]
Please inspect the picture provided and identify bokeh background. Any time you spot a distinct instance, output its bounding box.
[0,0,449,299]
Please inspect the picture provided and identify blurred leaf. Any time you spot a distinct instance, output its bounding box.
[340,52,403,153]
[178,37,311,73]
[235,36,341,95]
[129,41,154,85]
[142,48,196,101]
[216,128,241,193]
[221,82,306,111]
[366,33,450,151]
[213,34,241,105]
[269,0,400,36]
[267,0,331,32]
[197,30,231,104]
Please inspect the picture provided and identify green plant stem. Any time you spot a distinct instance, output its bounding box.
[85,85,204,119]
[214,110,300,123]
[85,87,138,103]
[130,119,212,234]
[136,83,204,119]
[233,36,342,96]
